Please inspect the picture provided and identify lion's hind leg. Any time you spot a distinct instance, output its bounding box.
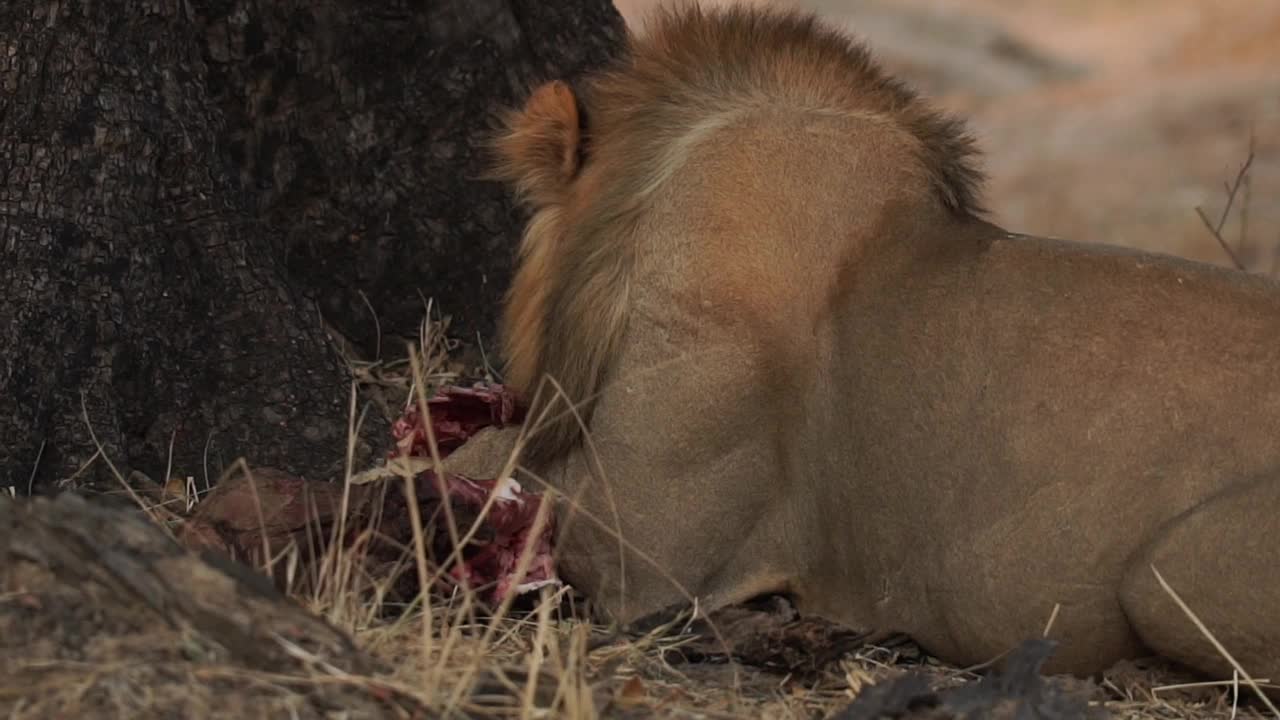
[1119,471,1280,690]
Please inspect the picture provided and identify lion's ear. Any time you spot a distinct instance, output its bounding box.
[491,80,584,209]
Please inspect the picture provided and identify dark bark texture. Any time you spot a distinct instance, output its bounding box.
[0,0,625,493]
[0,492,416,718]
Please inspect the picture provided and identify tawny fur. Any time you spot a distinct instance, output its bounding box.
[492,3,985,466]
[485,2,1280,687]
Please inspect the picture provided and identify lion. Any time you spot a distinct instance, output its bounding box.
[474,2,1280,685]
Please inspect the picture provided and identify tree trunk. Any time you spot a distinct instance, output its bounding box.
[0,0,625,493]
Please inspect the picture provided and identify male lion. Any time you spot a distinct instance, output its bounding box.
[478,3,1280,684]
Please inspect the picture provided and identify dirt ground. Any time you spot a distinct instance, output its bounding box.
[616,0,1280,270]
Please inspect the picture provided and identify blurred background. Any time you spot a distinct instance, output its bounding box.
[614,0,1280,271]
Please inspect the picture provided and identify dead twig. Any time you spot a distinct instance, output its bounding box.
[1151,563,1280,719]
[1195,137,1255,271]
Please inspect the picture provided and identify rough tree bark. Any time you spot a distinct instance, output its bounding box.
[1,492,408,719]
[0,0,625,493]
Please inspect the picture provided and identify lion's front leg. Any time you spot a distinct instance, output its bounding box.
[542,442,795,626]
[531,338,803,627]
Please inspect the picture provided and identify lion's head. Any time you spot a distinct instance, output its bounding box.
[491,3,986,468]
